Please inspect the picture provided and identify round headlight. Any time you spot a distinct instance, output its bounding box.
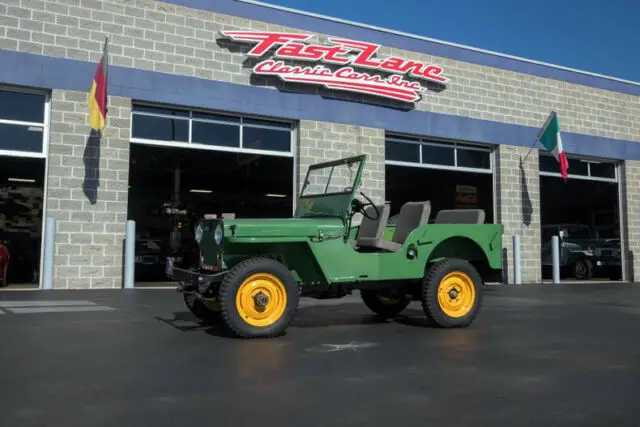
[214,223,223,244]
[194,222,203,243]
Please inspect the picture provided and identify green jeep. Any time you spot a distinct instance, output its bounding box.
[168,154,503,338]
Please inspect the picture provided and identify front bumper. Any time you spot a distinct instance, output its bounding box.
[166,259,227,293]
[596,259,621,267]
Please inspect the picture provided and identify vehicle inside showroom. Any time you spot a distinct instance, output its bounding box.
[126,104,295,286]
[539,153,623,281]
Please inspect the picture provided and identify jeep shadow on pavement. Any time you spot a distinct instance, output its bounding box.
[166,154,504,339]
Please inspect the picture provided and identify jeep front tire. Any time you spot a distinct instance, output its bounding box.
[218,257,300,339]
[422,258,482,328]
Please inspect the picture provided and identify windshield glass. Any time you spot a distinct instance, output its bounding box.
[301,159,361,196]
[295,156,365,219]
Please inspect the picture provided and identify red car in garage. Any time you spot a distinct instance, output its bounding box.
[0,240,9,287]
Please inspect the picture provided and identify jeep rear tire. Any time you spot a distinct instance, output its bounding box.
[422,258,482,328]
[360,289,411,319]
[218,257,300,339]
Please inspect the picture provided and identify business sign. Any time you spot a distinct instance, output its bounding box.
[455,185,478,207]
[218,31,448,103]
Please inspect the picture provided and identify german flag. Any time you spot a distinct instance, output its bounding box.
[88,37,109,131]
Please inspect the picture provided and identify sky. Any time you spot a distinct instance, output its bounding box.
[256,0,640,83]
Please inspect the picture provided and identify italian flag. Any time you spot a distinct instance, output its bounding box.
[538,111,569,180]
[88,37,109,131]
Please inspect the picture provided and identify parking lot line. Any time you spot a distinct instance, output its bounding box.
[8,306,117,314]
[0,300,98,308]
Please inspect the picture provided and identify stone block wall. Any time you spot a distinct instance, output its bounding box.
[297,121,385,206]
[495,144,541,283]
[0,0,638,288]
[46,89,131,289]
[0,0,636,143]
[619,160,640,282]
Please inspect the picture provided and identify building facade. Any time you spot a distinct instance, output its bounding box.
[0,0,638,289]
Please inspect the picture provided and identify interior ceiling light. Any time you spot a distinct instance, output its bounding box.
[265,193,287,198]
[8,178,36,183]
[190,189,212,193]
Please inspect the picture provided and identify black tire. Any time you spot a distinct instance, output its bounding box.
[422,258,483,328]
[572,258,593,280]
[218,257,300,339]
[360,289,411,318]
[183,291,221,324]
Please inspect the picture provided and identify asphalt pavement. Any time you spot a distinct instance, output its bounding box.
[1,283,640,427]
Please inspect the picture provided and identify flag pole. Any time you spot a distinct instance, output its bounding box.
[521,110,555,165]
[101,35,108,139]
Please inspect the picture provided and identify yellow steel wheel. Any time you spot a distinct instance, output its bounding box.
[235,273,288,327]
[437,271,476,318]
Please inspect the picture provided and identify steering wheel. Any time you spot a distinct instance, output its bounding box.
[351,192,379,220]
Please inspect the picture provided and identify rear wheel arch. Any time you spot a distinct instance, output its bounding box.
[426,236,493,282]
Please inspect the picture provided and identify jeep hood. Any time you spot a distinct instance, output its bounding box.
[221,217,346,239]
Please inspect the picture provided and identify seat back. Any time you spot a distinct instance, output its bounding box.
[356,204,390,245]
[434,209,485,224]
[391,201,431,244]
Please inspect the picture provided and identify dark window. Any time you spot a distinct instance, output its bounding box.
[0,123,44,153]
[243,118,291,129]
[456,148,491,169]
[243,127,290,152]
[568,159,589,176]
[386,140,419,163]
[131,104,293,154]
[538,155,555,173]
[191,121,240,148]
[589,161,616,179]
[131,114,189,142]
[132,104,189,117]
[540,155,588,176]
[421,144,455,166]
[192,111,241,123]
[0,90,45,123]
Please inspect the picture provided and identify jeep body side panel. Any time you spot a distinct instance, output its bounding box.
[222,242,328,286]
[307,223,503,283]
[222,218,346,240]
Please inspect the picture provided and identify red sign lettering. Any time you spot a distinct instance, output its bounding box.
[219,31,448,103]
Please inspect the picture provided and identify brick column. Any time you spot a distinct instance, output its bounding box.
[45,90,131,289]
[297,121,385,204]
[619,160,640,282]
[495,145,542,284]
